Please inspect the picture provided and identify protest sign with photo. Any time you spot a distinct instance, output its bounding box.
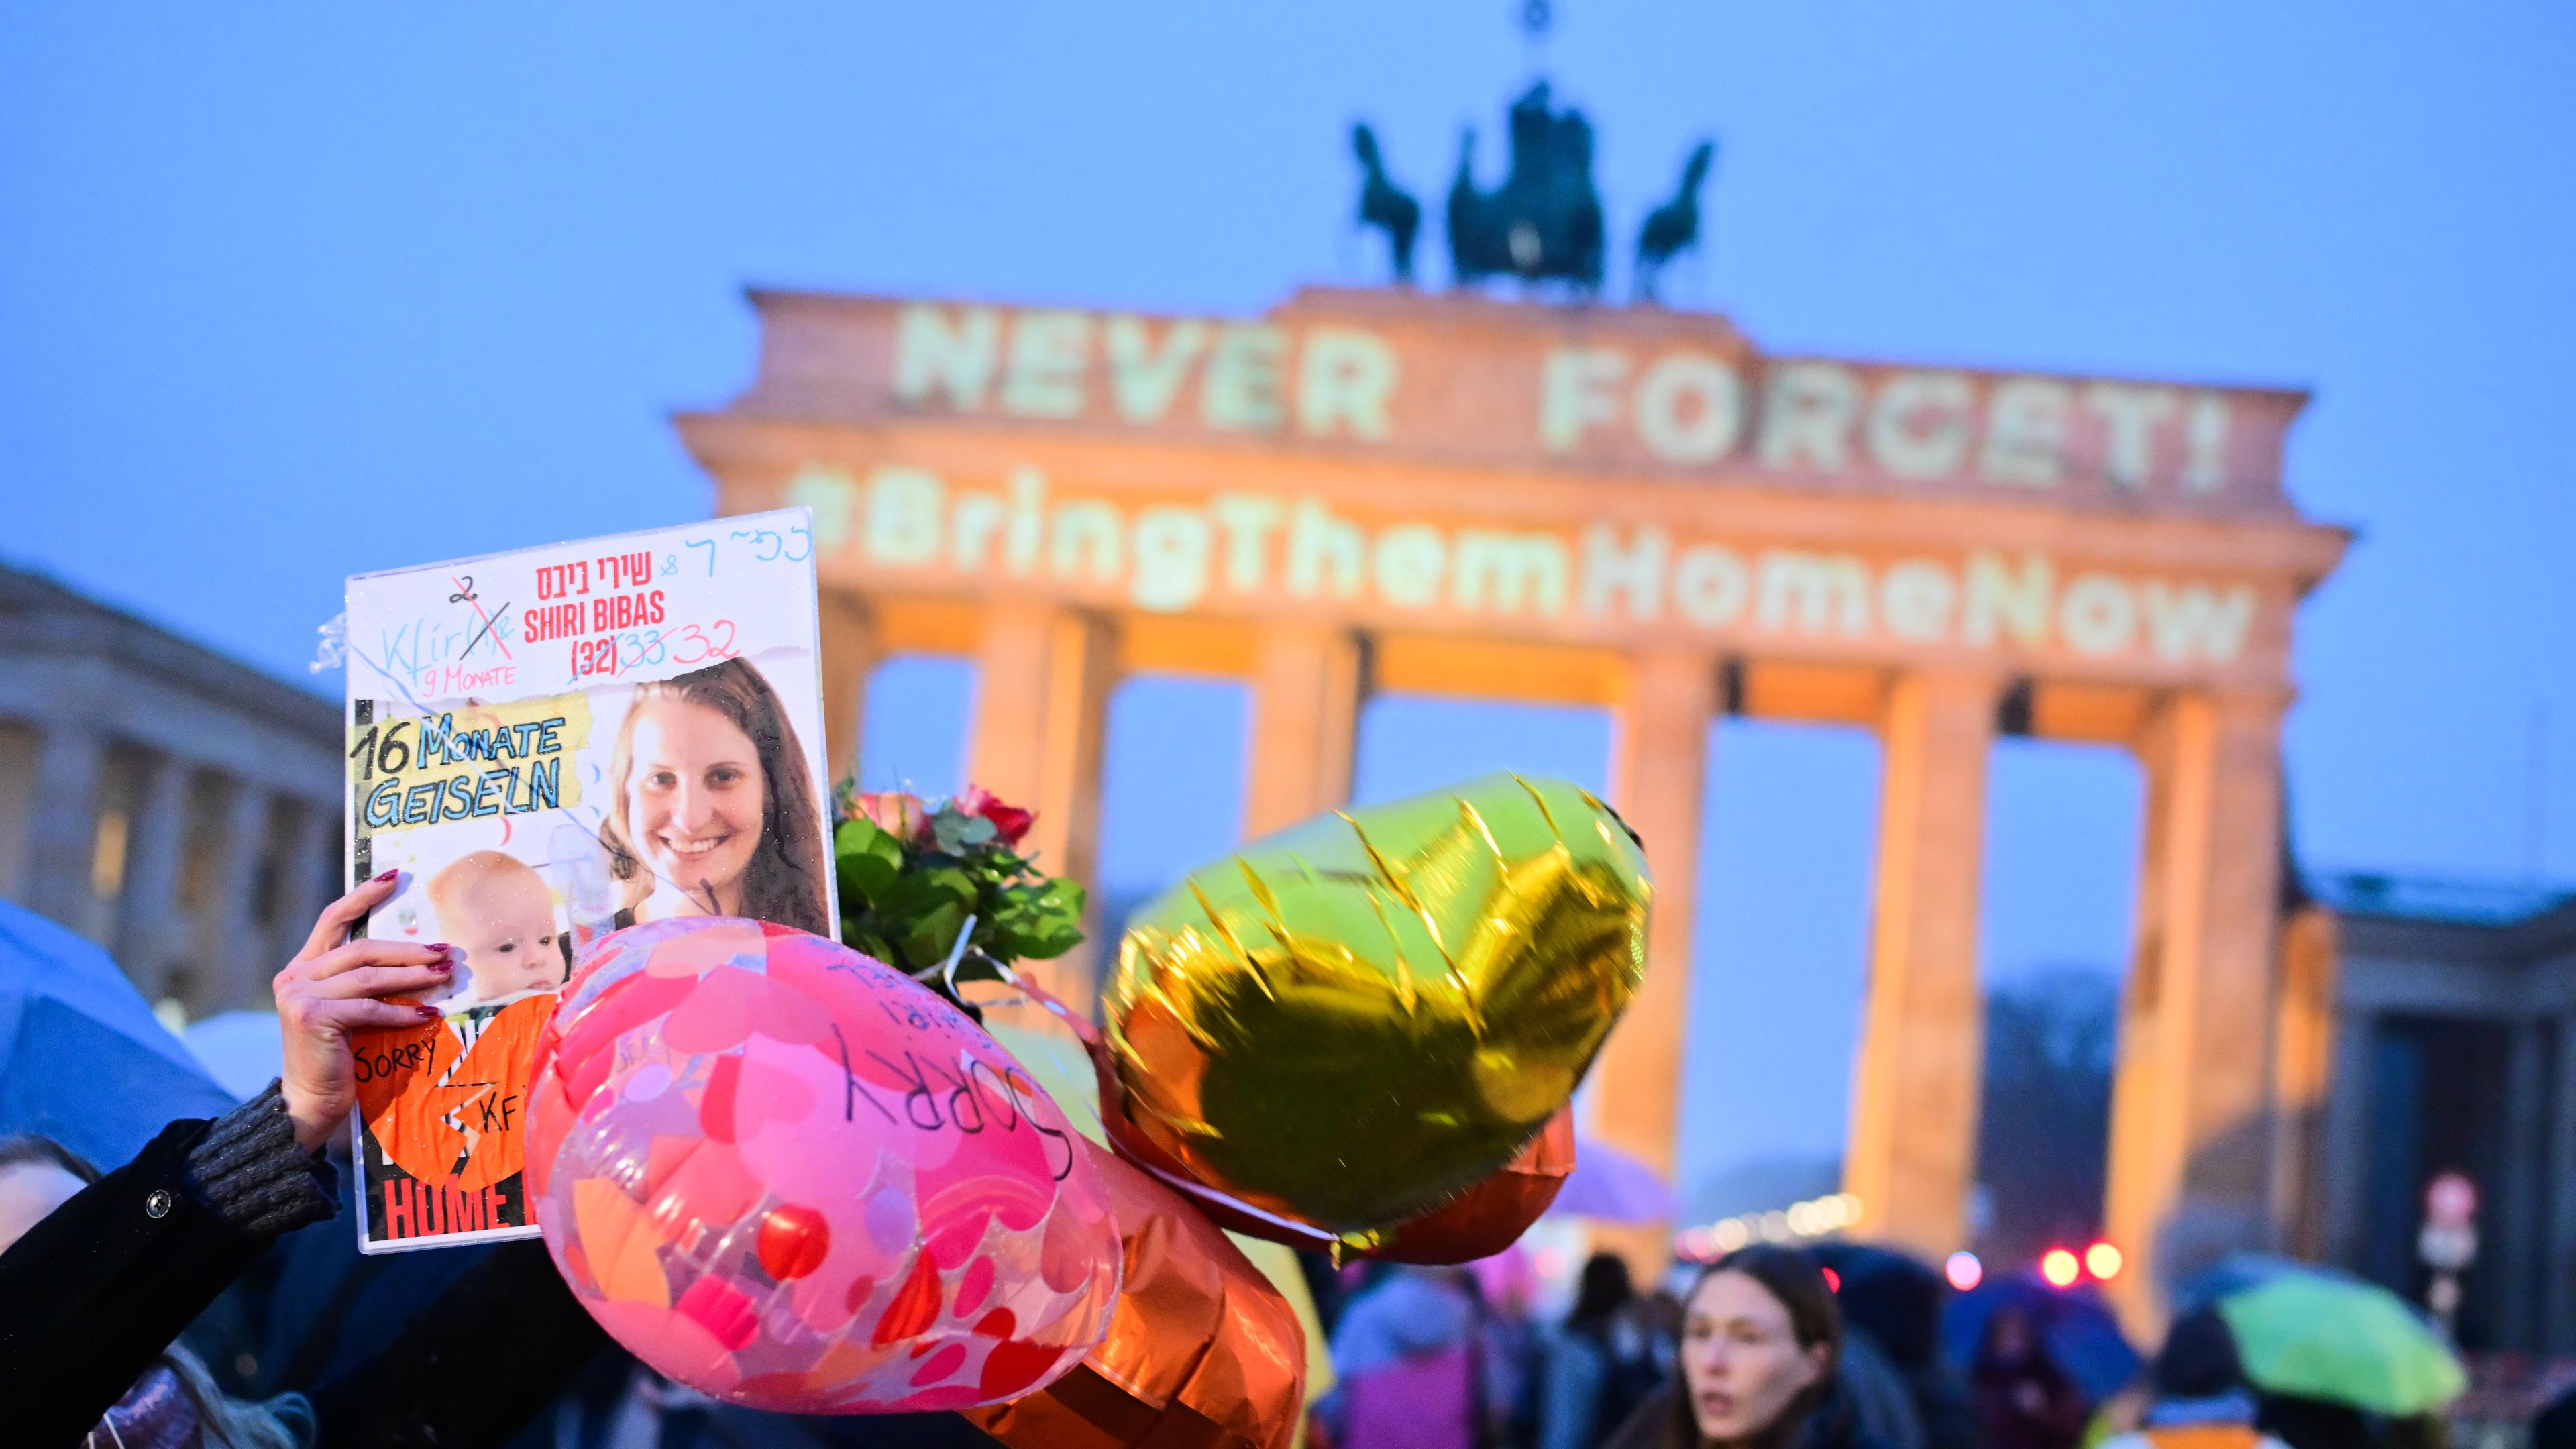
[340,508,836,1251]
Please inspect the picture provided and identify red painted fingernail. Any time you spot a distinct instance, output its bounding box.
[429,960,453,973]
[415,1004,442,1019]
[372,869,398,883]
[425,942,453,953]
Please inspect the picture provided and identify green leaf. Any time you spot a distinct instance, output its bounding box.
[878,867,972,959]
[889,864,975,913]
[1014,922,1087,959]
[1033,883,1086,920]
[835,859,882,911]
[899,897,973,969]
[834,818,904,904]
[987,877,1085,959]
[1006,878,1084,926]
[844,925,898,968]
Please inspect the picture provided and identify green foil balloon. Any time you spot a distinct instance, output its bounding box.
[1105,773,1652,1237]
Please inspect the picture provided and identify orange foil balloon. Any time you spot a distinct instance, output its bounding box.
[1366,1106,1575,1265]
[965,1138,1307,1449]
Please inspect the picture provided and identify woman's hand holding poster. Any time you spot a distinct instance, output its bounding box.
[341,508,839,1252]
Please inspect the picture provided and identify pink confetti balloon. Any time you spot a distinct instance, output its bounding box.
[526,918,1121,1414]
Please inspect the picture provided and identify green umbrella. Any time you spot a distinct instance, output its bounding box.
[2215,1273,2467,1417]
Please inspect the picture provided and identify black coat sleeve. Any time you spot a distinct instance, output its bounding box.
[307,1238,613,1449]
[0,1118,279,1447]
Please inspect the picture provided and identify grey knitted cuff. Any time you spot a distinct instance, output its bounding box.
[183,1079,337,1238]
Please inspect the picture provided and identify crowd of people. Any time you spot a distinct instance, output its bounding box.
[0,880,2491,1449]
[1310,1250,2457,1449]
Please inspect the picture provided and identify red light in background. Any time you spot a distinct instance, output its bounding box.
[2084,1242,2123,1280]
[1822,1267,1841,1292]
[2039,1248,2081,1288]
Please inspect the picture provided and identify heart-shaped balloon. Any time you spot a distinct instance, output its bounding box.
[1104,773,1650,1238]
[525,916,1122,1414]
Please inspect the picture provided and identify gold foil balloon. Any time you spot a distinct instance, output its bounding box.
[1105,773,1650,1238]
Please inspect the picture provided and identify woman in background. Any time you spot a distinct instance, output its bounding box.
[1604,1244,1891,1449]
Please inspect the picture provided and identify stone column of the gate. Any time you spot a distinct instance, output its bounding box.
[2103,689,2287,1333]
[1595,648,1719,1265]
[816,590,878,788]
[969,600,1121,1016]
[1844,670,2001,1259]
[1242,623,1368,839]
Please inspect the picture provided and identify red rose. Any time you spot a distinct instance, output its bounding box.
[956,784,1036,847]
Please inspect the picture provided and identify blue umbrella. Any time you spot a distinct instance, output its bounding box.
[0,901,235,1169]
[1944,1272,2141,1403]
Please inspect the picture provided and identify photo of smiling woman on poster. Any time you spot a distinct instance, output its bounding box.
[599,656,832,936]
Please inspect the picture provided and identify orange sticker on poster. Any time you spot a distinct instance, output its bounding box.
[355,994,549,1192]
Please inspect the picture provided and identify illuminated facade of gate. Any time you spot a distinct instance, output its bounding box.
[679,286,2347,1322]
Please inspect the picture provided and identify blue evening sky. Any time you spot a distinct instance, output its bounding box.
[5,4,2571,1203]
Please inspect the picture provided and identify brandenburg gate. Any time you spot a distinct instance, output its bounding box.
[678,286,2347,1319]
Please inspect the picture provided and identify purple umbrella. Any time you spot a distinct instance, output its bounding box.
[1552,1135,1678,1222]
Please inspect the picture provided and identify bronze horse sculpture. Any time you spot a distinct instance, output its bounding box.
[1350,85,1715,300]
[1350,123,1421,284]
[1446,81,1604,292]
[1635,139,1717,303]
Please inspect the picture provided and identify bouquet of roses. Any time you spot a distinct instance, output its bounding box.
[830,782,1086,1000]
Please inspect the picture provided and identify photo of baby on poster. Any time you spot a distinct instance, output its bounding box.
[341,508,837,1252]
